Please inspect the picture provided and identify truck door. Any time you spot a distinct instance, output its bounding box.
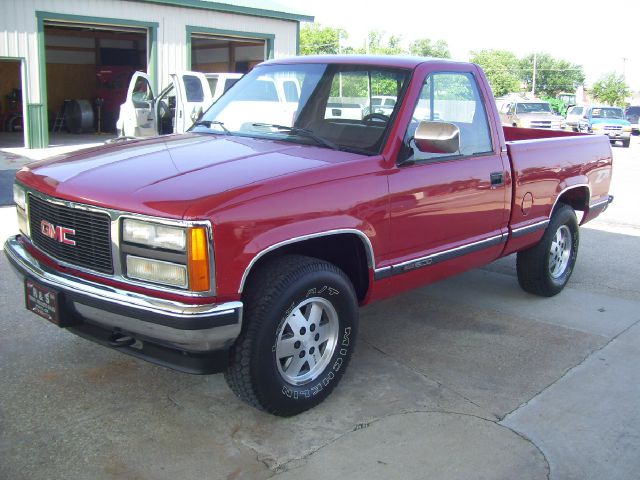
[173,72,212,133]
[384,69,509,287]
[120,72,157,137]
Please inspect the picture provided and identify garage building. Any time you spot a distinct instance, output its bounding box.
[0,0,312,148]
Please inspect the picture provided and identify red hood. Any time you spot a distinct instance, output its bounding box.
[16,134,346,219]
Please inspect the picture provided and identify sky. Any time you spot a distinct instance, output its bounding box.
[275,0,640,92]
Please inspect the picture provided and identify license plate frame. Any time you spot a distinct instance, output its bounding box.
[25,279,61,326]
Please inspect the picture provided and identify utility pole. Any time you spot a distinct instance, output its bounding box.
[531,52,537,97]
[622,57,627,79]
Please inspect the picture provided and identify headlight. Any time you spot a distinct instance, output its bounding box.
[126,255,188,287]
[123,218,186,251]
[591,124,602,130]
[122,219,211,292]
[13,184,26,210]
[623,126,632,132]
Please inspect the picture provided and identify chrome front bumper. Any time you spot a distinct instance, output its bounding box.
[4,235,243,373]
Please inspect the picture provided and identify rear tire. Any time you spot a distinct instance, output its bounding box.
[225,255,358,416]
[622,139,630,148]
[516,204,579,297]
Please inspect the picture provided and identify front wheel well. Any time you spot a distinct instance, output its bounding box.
[242,233,371,303]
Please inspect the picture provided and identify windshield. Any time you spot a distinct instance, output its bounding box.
[194,63,410,155]
[591,107,623,119]
[516,102,552,114]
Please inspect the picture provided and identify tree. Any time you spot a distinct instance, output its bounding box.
[360,30,403,55]
[591,72,631,106]
[519,53,585,97]
[408,38,450,58]
[469,49,521,97]
[300,24,346,55]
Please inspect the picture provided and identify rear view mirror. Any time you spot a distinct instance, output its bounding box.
[414,121,460,154]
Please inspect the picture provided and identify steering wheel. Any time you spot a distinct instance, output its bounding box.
[362,113,390,123]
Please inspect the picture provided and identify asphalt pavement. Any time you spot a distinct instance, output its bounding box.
[0,135,638,479]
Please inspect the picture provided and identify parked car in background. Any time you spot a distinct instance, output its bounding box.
[564,105,584,132]
[500,100,564,130]
[116,71,213,137]
[116,71,244,138]
[579,105,632,147]
[206,73,242,103]
[624,106,640,135]
[363,95,397,117]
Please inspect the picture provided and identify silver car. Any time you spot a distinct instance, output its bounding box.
[565,106,584,132]
[500,100,563,130]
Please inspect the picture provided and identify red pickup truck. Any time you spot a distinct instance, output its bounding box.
[6,56,613,416]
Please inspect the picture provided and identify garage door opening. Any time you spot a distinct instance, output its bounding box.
[0,59,25,148]
[44,22,148,140]
[190,34,267,74]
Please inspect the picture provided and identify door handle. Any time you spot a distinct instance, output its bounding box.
[490,172,504,186]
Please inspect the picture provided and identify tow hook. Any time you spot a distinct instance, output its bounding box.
[109,332,136,348]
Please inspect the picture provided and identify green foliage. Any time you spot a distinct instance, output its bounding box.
[544,97,567,115]
[329,70,405,99]
[591,72,631,106]
[469,49,521,97]
[519,53,585,97]
[408,38,451,58]
[301,25,451,61]
[300,24,346,55]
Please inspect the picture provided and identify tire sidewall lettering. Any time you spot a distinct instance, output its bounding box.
[271,281,355,401]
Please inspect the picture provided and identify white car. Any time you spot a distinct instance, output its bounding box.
[116,71,243,138]
[565,106,584,132]
[206,73,242,103]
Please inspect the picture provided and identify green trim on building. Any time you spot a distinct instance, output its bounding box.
[296,21,300,55]
[136,0,313,22]
[186,25,276,69]
[27,105,48,149]
[33,11,159,147]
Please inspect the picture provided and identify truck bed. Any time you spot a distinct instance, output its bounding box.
[502,126,613,255]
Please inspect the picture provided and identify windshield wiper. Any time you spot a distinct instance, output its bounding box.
[251,123,339,151]
[192,120,231,135]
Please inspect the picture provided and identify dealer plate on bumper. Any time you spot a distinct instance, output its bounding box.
[25,279,61,325]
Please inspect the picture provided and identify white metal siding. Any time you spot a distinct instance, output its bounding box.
[0,0,299,104]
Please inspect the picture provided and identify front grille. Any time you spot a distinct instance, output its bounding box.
[604,125,622,131]
[28,195,113,274]
[530,121,552,128]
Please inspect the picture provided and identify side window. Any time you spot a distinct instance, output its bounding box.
[131,77,152,105]
[282,80,300,102]
[405,72,493,161]
[183,75,204,102]
[507,103,515,115]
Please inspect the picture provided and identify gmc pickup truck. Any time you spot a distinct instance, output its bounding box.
[6,56,613,416]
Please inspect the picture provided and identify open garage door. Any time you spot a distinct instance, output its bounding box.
[0,59,25,148]
[44,21,149,137]
[190,33,268,74]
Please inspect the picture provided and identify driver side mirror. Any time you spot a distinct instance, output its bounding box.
[414,121,460,154]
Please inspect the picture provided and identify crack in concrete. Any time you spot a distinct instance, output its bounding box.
[361,337,494,419]
[267,409,550,477]
[500,317,640,422]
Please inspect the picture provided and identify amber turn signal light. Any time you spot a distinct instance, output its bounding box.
[188,227,210,292]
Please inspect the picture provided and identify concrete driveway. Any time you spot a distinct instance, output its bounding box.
[1,137,639,479]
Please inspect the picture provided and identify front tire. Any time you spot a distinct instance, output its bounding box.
[516,204,579,297]
[622,139,630,148]
[225,255,358,416]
